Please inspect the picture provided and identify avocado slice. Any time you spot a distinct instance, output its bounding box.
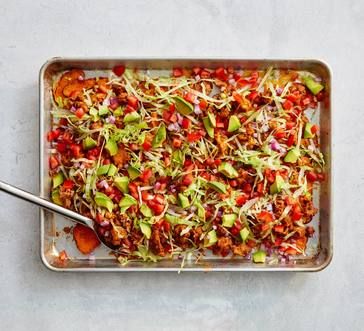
[194,202,206,221]
[113,106,124,117]
[124,112,141,123]
[82,137,97,150]
[119,194,137,212]
[203,117,214,138]
[114,176,129,193]
[173,96,193,115]
[107,164,117,176]
[105,139,118,156]
[152,123,166,148]
[218,162,238,179]
[127,166,141,180]
[140,204,153,217]
[303,76,324,95]
[228,115,241,132]
[304,123,315,139]
[89,107,100,122]
[52,172,64,189]
[98,105,109,116]
[51,189,62,205]
[172,150,185,166]
[140,222,151,239]
[207,112,216,127]
[178,193,190,208]
[204,229,218,247]
[284,148,300,163]
[95,191,114,212]
[222,214,237,228]
[270,175,285,194]
[208,181,227,194]
[252,250,266,263]
[240,228,250,242]
[97,164,110,176]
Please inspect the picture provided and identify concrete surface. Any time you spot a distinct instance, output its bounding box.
[0,0,363,330]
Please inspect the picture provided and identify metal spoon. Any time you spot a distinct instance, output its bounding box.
[0,180,117,252]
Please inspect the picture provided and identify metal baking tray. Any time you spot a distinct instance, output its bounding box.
[39,58,332,272]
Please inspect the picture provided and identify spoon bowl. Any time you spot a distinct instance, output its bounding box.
[0,180,118,253]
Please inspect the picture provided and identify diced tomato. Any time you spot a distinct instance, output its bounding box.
[112,65,125,76]
[56,142,67,153]
[287,134,295,147]
[247,91,258,101]
[70,144,81,157]
[183,159,193,168]
[274,129,285,140]
[63,179,74,190]
[230,226,240,236]
[150,202,164,215]
[47,129,61,142]
[292,204,303,221]
[128,183,139,199]
[182,174,194,186]
[232,91,243,103]
[274,225,284,233]
[215,67,228,81]
[127,96,139,109]
[306,171,318,182]
[169,103,176,112]
[286,94,297,103]
[169,112,178,123]
[257,211,274,223]
[124,105,136,114]
[142,191,154,201]
[162,220,171,232]
[75,108,84,119]
[102,158,111,165]
[286,121,295,130]
[184,92,195,104]
[142,139,152,151]
[236,78,250,87]
[236,194,248,206]
[214,159,222,166]
[163,110,172,122]
[49,156,59,169]
[199,99,208,110]
[95,213,104,223]
[311,125,319,134]
[242,182,252,194]
[181,117,191,129]
[187,132,202,143]
[172,138,182,148]
[140,168,153,183]
[200,70,210,79]
[59,118,68,126]
[283,99,294,110]
[192,67,201,76]
[173,68,183,78]
[250,71,259,81]
[230,180,238,188]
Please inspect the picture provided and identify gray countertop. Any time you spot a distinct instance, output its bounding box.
[0,0,363,330]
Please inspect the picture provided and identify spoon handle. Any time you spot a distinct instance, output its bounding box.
[0,180,93,228]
